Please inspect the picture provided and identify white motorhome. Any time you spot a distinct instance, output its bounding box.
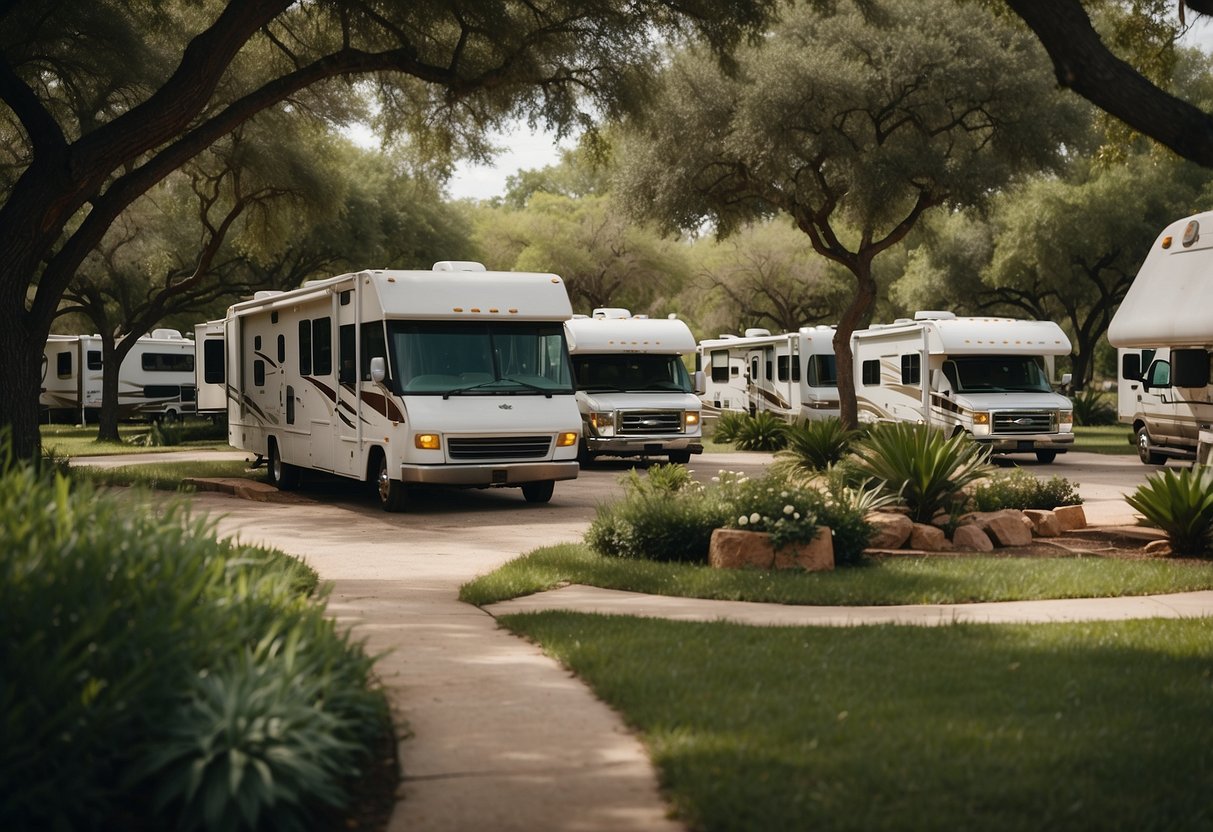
[1108,211,1213,465]
[40,329,197,423]
[196,262,582,511]
[564,308,703,464]
[696,326,839,422]
[851,312,1074,462]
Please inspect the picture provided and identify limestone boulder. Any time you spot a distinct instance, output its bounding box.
[910,523,953,552]
[952,524,994,552]
[1053,504,1088,531]
[866,512,914,550]
[959,509,1033,547]
[709,528,834,572]
[1144,539,1172,556]
[1023,509,1063,538]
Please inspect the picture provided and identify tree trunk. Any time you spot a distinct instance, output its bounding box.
[832,262,879,431]
[97,335,123,443]
[0,305,44,464]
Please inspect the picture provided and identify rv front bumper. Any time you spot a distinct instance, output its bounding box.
[585,435,704,456]
[400,461,579,486]
[979,434,1076,453]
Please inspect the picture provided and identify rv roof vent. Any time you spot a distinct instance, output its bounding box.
[592,307,632,319]
[744,328,771,337]
[914,310,957,321]
[150,328,182,340]
[253,290,284,300]
[718,334,740,339]
[893,318,914,325]
[432,260,487,272]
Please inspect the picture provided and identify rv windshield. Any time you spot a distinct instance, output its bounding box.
[572,354,693,393]
[942,356,1054,394]
[386,321,573,396]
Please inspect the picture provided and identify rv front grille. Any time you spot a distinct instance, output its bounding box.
[447,436,553,460]
[618,410,683,435]
[992,410,1056,435]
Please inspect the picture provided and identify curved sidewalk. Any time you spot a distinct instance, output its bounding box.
[484,584,1213,626]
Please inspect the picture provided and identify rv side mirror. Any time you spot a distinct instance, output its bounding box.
[1060,373,1072,389]
[1121,353,1142,382]
[693,370,706,396]
[929,369,950,396]
[370,356,386,384]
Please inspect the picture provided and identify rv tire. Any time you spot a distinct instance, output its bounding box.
[667,450,692,464]
[267,440,300,490]
[521,480,555,504]
[1034,450,1057,464]
[1136,426,1167,466]
[376,455,408,512]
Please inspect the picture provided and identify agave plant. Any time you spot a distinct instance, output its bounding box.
[1070,388,1117,427]
[733,411,790,451]
[1125,466,1213,556]
[774,418,862,474]
[710,411,747,444]
[850,422,993,523]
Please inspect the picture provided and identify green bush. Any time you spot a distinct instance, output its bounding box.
[710,411,748,444]
[585,488,728,563]
[1125,466,1213,556]
[851,423,993,523]
[774,418,861,474]
[970,468,1084,511]
[733,411,789,451]
[127,420,184,447]
[1071,388,1117,426]
[810,470,895,566]
[621,462,695,496]
[0,452,388,831]
[720,474,821,552]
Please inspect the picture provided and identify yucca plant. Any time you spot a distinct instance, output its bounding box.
[851,423,993,523]
[710,411,748,444]
[774,418,862,474]
[1070,388,1117,426]
[1125,466,1213,556]
[733,411,789,451]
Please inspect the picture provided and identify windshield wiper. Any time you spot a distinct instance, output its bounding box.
[443,379,505,399]
[502,376,554,398]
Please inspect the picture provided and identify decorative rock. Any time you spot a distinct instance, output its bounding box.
[1144,539,1173,556]
[709,528,834,572]
[1053,504,1088,531]
[956,509,1036,547]
[1023,509,1063,538]
[910,523,953,552]
[952,524,994,552]
[866,512,914,550]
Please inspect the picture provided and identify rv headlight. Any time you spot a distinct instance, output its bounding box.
[1059,410,1073,431]
[556,432,578,447]
[971,412,991,437]
[415,433,441,450]
[589,411,615,436]
[684,411,701,428]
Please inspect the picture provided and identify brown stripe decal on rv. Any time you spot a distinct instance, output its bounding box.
[360,390,404,422]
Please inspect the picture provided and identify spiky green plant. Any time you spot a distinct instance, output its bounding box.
[851,423,993,523]
[733,411,789,451]
[774,418,861,474]
[1125,466,1213,556]
[709,411,747,444]
[1070,388,1117,426]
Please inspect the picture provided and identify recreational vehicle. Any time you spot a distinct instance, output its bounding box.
[565,308,703,464]
[1108,211,1213,465]
[196,262,582,511]
[851,312,1074,462]
[40,329,197,423]
[696,326,839,422]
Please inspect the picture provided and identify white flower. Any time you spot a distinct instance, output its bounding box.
[783,504,795,515]
[749,512,761,524]
[781,491,789,498]
[794,512,801,520]
[738,515,749,526]
[711,476,720,483]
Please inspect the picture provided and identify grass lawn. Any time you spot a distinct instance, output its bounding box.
[502,612,1213,831]
[70,459,261,491]
[41,421,231,457]
[459,543,1213,607]
[1071,424,1134,455]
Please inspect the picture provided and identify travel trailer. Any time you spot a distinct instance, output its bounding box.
[564,308,703,464]
[696,326,839,422]
[850,312,1074,462]
[196,262,582,511]
[1108,211,1213,465]
[40,329,197,423]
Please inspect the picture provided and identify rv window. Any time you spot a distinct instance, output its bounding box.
[573,354,693,393]
[312,317,332,375]
[731,366,739,376]
[277,334,285,363]
[1147,360,1171,388]
[943,356,1053,393]
[253,360,265,387]
[777,355,790,382]
[765,348,773,381]
[750,357,759,379]
[254,335,262,351]
[339,290,351,306]
[710,350,729,383]
[86,351,102,371]
[203,340,224,384]
[361,322,388,381]
[900,354,921,385]
[1121,352,1142,381]
[339,324,356,384]
[1172,348,1210,387]
[271,311,279,325]
[181,385,196,402]
[298,320,312,375]
[861,359,880,386]
[143,384,183,399]
[142,352,194,372]
[807,355,837,388]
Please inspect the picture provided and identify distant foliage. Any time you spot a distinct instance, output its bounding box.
[971,468,1084,511]
[721,475,822,552]
[733,411,790,451]
[710,411,748,444]
[775,418,861,474]
[1071,389,1117,426]
[1125,467,1213,556]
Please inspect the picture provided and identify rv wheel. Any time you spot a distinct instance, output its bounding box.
[1034,450,1057,464]
[377,455,408,512]
[267,440,300,490]
[521,480,555,504]
[667,450,692,465]
[1136,427,1167,466]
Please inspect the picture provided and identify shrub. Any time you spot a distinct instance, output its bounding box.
[127,420,183,447]
[1070,388,1117,426]
[851,423,993,523]
[970,468,1084,511]
[774,418,861,474]
[621,462,695,496]
[720,474,821,552]
[811,469,897,566]
[0,449,388,830]
[733,411,789,451]
[710,411,748,444]
[1125,466,1213,556]
[585,488,728,563]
